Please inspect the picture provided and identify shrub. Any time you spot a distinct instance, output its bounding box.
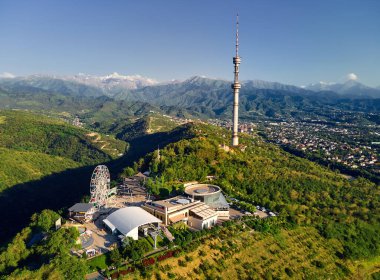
[167,272,176,279]
[178,259,187,267]
[185,255,193,262]
[312,260,325,268]
[142,257,155,267]
[285,267,294,277]
[199,250,207,257]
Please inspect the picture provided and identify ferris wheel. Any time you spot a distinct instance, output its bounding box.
[89,165,110,210]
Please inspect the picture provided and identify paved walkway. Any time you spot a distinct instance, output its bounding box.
[85,271,106,280]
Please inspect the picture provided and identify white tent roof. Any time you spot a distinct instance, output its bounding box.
[103,207,161,236]
[103,219,116,232]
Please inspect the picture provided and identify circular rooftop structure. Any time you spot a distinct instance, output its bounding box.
[184,184,228,211]
[185,184,221,197]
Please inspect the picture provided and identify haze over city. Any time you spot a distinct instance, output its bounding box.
[1,0,379,87]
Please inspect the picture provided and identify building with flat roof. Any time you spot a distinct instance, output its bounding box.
[184,184,229,218]
[103,207,161,240]
[142,196,218,230]
[68,203,95,222]
[188,203,218,230]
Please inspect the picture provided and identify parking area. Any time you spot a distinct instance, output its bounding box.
[229,207,269,219]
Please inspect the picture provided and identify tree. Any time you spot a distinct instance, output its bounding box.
[52,253,87,280]
[122,167,135,177]
[122,238,150,263]
[0,227,32,273]
[110,248,123,267]
[31,210,60,232]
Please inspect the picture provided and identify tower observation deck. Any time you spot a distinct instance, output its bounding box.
[232,14,241,146]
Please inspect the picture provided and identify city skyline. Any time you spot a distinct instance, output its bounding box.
[1,0,379,87]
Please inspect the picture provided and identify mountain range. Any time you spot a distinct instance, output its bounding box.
[0,73,158,97]
[1,74,380,122]
[1,73,380,99]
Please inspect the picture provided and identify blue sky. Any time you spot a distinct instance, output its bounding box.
[0,0,379,86]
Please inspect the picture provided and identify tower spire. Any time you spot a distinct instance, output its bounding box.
[231,13,241,147]
[236,13,239,57]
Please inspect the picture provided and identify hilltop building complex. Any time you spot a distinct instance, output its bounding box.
[143,196,219,230]
[184,183,229,218]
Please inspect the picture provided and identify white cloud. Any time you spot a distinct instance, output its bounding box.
[346,73,358,81]
[0,72,16,78]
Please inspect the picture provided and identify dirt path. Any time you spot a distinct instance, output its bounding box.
[86,132,109,150]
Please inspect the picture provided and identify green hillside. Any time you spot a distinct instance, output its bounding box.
[0,110,127,192]
[0,122,379,279]
[0,148,79,192]
[0,110,126,162]
[91,114,179,142]
[147,114,179,133]
[0,87,186,125]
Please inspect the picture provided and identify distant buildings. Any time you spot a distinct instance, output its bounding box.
[72,116,83,127]
[264,120,379,173]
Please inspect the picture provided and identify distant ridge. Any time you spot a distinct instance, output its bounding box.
[2,73,380,99]
[0,73,159,97]
[1,74,379,121]
[305,80,380,98]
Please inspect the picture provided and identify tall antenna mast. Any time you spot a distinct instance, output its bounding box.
[231,13,241,147]
[236,13,239,57]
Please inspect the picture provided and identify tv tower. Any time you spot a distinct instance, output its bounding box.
[232,14,241,146]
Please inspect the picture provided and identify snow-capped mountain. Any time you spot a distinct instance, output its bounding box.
[306,80,380,98]
[66,72,158,91]
[305,81,338,92]
[0,73,160,97]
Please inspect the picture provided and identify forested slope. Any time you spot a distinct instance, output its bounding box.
[0,121,379,279]
[0,148,79,192]
[0,110,126,192]
[137,123,380,261]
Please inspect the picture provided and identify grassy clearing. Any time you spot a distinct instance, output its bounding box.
[147,115,177,134]
[85,132,127,158]
[87,253,111,271]
[0,116,5,124]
